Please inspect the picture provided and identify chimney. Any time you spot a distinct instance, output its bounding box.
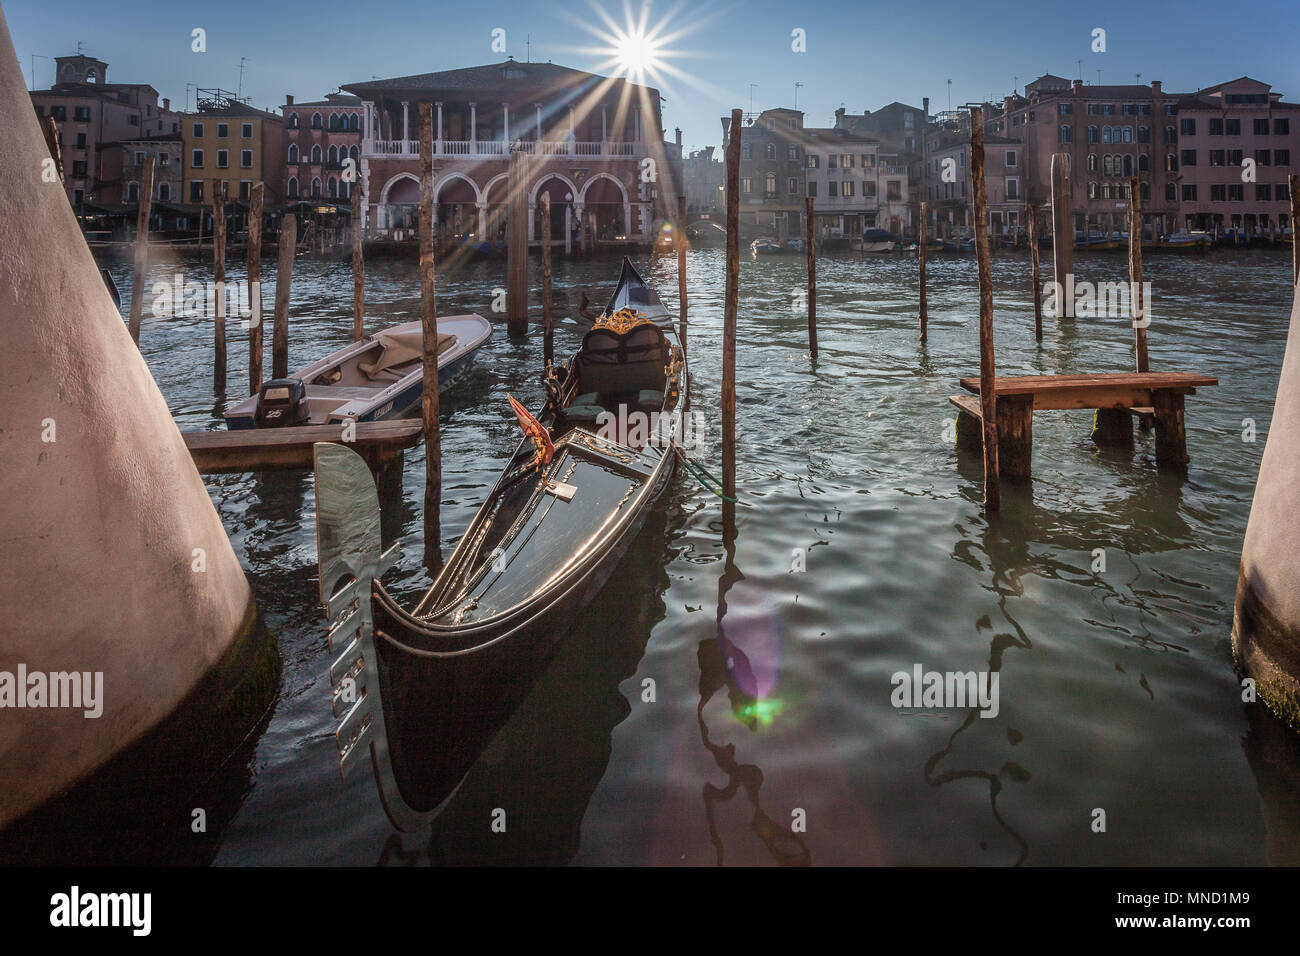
[1072,79,1083,96]
[675,127,682,147]
[834,106,846,125]
[1003,96,1015,115]
[286,94,294,106]
[162,97,170,111]
[1151,80,1162,95]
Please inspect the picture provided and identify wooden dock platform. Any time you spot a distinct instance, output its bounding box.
[950,371,1218,477]
[184,420,424,475]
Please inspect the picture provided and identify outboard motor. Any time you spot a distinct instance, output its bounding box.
[254,378,309,428]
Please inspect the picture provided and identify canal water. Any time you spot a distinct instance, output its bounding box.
[109,241,1300,865]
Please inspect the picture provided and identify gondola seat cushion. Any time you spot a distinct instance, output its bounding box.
[574,324,669,398]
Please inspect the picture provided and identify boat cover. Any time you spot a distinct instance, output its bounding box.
[359,328,457,381]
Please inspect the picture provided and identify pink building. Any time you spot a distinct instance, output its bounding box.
[343,59,669,245]
[1171,77,1299,236]
[281,92,362,201]
[30,54,178,213]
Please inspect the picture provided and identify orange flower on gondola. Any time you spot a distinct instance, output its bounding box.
[507,394,555,469]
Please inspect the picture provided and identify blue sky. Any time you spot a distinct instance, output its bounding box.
[8,0,1300,152]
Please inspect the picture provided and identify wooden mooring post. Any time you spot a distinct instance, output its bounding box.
[212,181,227,391]
[541,192,553,368]
[272,212,295,380]
[1129,177,1149,372]
[1291,175,1299,285]
[419,103,443,572]
[971,108,1004,511]
[917,200,928,345]
[506,148,529,336]
[352,180,365,341]
[722,108,741,524]
[677,195,689,360]
[806,196,818,358]
[247,181,264,395]
[1051,153,1073,318]
[1028,203,1042,341]
[127,155,154,344]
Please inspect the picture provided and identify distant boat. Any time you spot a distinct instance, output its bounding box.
[751,237,782,255]
[224,315,491,430]
[1145,233,1210,254]
[785,237,806,253]
[685,220,726,246]
[861,228,897,253]
[940,236,974,253]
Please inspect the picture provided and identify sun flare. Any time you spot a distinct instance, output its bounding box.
[613,29,661,80]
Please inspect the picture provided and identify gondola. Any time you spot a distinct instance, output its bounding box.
[313,257,687,829]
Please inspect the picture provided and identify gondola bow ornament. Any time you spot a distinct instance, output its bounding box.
[508,393,555,469]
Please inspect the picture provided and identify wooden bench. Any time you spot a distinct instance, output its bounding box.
[949,372,1218,478]
[183,419,424,482]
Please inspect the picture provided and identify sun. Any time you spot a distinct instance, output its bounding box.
[613,29,661,80]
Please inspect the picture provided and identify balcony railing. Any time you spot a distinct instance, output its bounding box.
[363,139,641,159]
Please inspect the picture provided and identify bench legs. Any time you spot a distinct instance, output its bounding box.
[1092,407,1134,447]
[1152,390,1189,468]
[955,398,1032,480]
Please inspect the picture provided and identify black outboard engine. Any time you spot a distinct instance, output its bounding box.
[254,378,309,427]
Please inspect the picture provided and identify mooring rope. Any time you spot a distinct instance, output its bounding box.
[672,443,737,503]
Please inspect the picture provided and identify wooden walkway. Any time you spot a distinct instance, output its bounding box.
[950,372,1218,477]
[183,420,423,475]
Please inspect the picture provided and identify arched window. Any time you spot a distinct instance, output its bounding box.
[311,177,322,197]
[287,143,299,164]
[287,176,299,198]
[1164,125,1176,143]
[1087,125,1099,144]
[1122,126,1133,143]
[349,145,359,161]
[765,143,775,160]
[1103,154,1113,176]
[288,112,299,129]
[349,113,359,131]
[1138,154,1150,172]
[1087,153,1098,172]
[1101,182,1112,199]
[328,114,340,131]
[86,68,98,83]
[327,145,338,165]
[342,181,352,198]
[311,112,323,129]
[1102,126,1112,143]
[327,177,338,197]
[1137,126,1150,143]
[1140,182,1150,201]
[1166,153,1178,172]
[765,172,776,195]
[1122,154,1133,176]
[310,144,322,164]
[1088,181,1098,199]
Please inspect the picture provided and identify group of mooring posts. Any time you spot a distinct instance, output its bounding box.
[940,107,1218,514]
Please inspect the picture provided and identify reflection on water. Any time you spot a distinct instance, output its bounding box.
[82,243,1300,865]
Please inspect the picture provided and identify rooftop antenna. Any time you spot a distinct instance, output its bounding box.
[1014,75,1018,95]
[1076,59,1082,82]
[794,81,803,109]
[946,78,952,111]
[185,82,196,112]
[1135,72,1141,85]
[749,83,757,114]
[526,34,531,63]
[30,53,50,89]
[75,40,85,56]
[1097,68,1102,86]
[237,56,248,100]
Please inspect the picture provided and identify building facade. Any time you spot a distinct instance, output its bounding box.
[799,127,881,237]
[343,59,670,244]
[30,54,178,212]
[835,101,924,231]
[282,92,362,201]
[924,110,1024,235]
[100,135,182,204]
[681,145,723,215]
[181,89,285,205]
[1173,77,1299,235]
[725,107,807,238]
